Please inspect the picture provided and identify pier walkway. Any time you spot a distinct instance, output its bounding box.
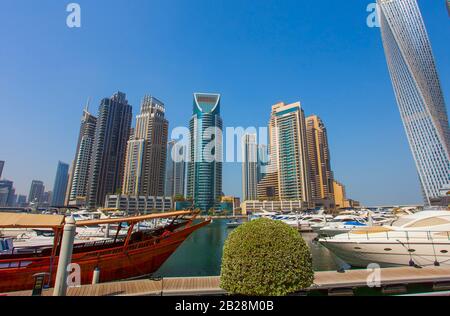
[6,266,450,296]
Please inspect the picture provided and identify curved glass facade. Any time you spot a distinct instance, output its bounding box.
[187,93,223,211]
[378,0,450,204]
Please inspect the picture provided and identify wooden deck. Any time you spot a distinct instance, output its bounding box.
[6,266,450,296]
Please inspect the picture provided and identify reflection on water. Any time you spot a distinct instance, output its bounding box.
[155,219,340,278]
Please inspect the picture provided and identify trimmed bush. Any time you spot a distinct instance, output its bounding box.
[220,218,314,296]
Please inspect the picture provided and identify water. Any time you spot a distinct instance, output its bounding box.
[155,219,340,278]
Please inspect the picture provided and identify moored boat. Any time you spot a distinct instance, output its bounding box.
[319,209,450,268]
[0,210,210,293]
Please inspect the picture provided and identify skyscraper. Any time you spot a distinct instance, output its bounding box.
[0,161,4,179]
[17,195,27,207]
[87,92,132,209]
[0,180,14,207]
[271,102,312,203]
[70,106,97,206]
[28,180,45,205]
[378,0,450,205]
[242,133,258,201]
[122,95,168,197]
[187,93,223,211]
[306,115,335,208]
[165,140,186,197]
[51,161,69,206]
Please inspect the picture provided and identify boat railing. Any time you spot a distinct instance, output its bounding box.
[325,229,450,242]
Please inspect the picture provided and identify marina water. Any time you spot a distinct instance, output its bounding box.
[155,219,340,278]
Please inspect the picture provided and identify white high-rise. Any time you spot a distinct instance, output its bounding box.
[378,0,450,205]
[242,133,258,201]
[165,140,186,197]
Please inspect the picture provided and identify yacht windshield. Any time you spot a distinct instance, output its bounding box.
[391,217,415,227]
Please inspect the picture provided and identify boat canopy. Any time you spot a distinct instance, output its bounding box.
[0,213,65,229]
[76,210,197,226]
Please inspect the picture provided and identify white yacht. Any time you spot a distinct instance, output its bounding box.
[319,209,450,268]
[313,215,367,236]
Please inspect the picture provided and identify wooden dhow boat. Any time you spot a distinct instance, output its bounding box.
[0,210,210,293]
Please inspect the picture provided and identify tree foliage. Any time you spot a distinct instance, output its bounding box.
[220,218,314,296]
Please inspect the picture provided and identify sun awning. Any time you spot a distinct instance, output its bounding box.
[0,213,65,229]
[75,210,197,226]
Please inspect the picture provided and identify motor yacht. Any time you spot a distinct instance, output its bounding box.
[313,215,367,236]
[319,209,450,268]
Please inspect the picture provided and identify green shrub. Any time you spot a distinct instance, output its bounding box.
[220,218,314,296]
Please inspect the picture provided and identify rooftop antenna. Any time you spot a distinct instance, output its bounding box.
[84,97,91,113]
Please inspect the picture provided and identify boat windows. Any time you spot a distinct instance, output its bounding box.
[354,247,362,250]
[408,249,416,253]
[441,250,448,254]
[384,248,392,251]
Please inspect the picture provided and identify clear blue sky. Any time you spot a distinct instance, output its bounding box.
[0,0,448,205]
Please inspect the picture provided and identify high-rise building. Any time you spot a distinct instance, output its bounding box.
[28,180,45,205]
[257,144,269,184]
[0,180,14,207]
[242,133,258,201]
[165,140,186,197]
[65,160,74,206]
[70,106,97,206]
[333,180,347,209]
[257,108,280,200]
[122,95,168,197]
[87,92,132,209]
[271,102,312,203]
[306,115,335,209]
[0,161,4,179]
[17,195,27,207]
[51,161,69,206]
[378,0,450,205]
[187,93,223,211]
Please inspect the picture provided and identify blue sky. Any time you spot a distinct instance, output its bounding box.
[0,0,448,205]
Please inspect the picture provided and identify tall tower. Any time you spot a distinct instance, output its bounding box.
[306,115,335,208]
[122,95,168,197]
[0,180,14,207]
[0,161,4,179]
[69,105,97,206]
[51,161,69,206]
[165,140,187,197]
[28,180,45,205]
[272,102,312,203]
[186,93,223,211]
[242,133,258,201]
[87,92,132,209]
[378,0,450,205]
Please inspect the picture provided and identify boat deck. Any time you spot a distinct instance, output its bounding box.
[6,266,450,296]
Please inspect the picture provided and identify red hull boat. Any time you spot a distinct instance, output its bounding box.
[0,210,210,293]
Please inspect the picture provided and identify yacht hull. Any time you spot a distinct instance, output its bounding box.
[320,239,450,268]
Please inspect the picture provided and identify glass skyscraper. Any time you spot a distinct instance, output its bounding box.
[51,161,69,206]
[378,0,450,205]
[87,92,132,209]
[242,133,258,201]
[165,140,186,197]
[272,102,312,203]
[186,93,223,212]
[122,95,168,197]
[69,105,97,206]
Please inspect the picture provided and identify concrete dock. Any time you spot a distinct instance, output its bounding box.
[6,266,450,296]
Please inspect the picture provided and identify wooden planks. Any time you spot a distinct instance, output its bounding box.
[7,266,450,296]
